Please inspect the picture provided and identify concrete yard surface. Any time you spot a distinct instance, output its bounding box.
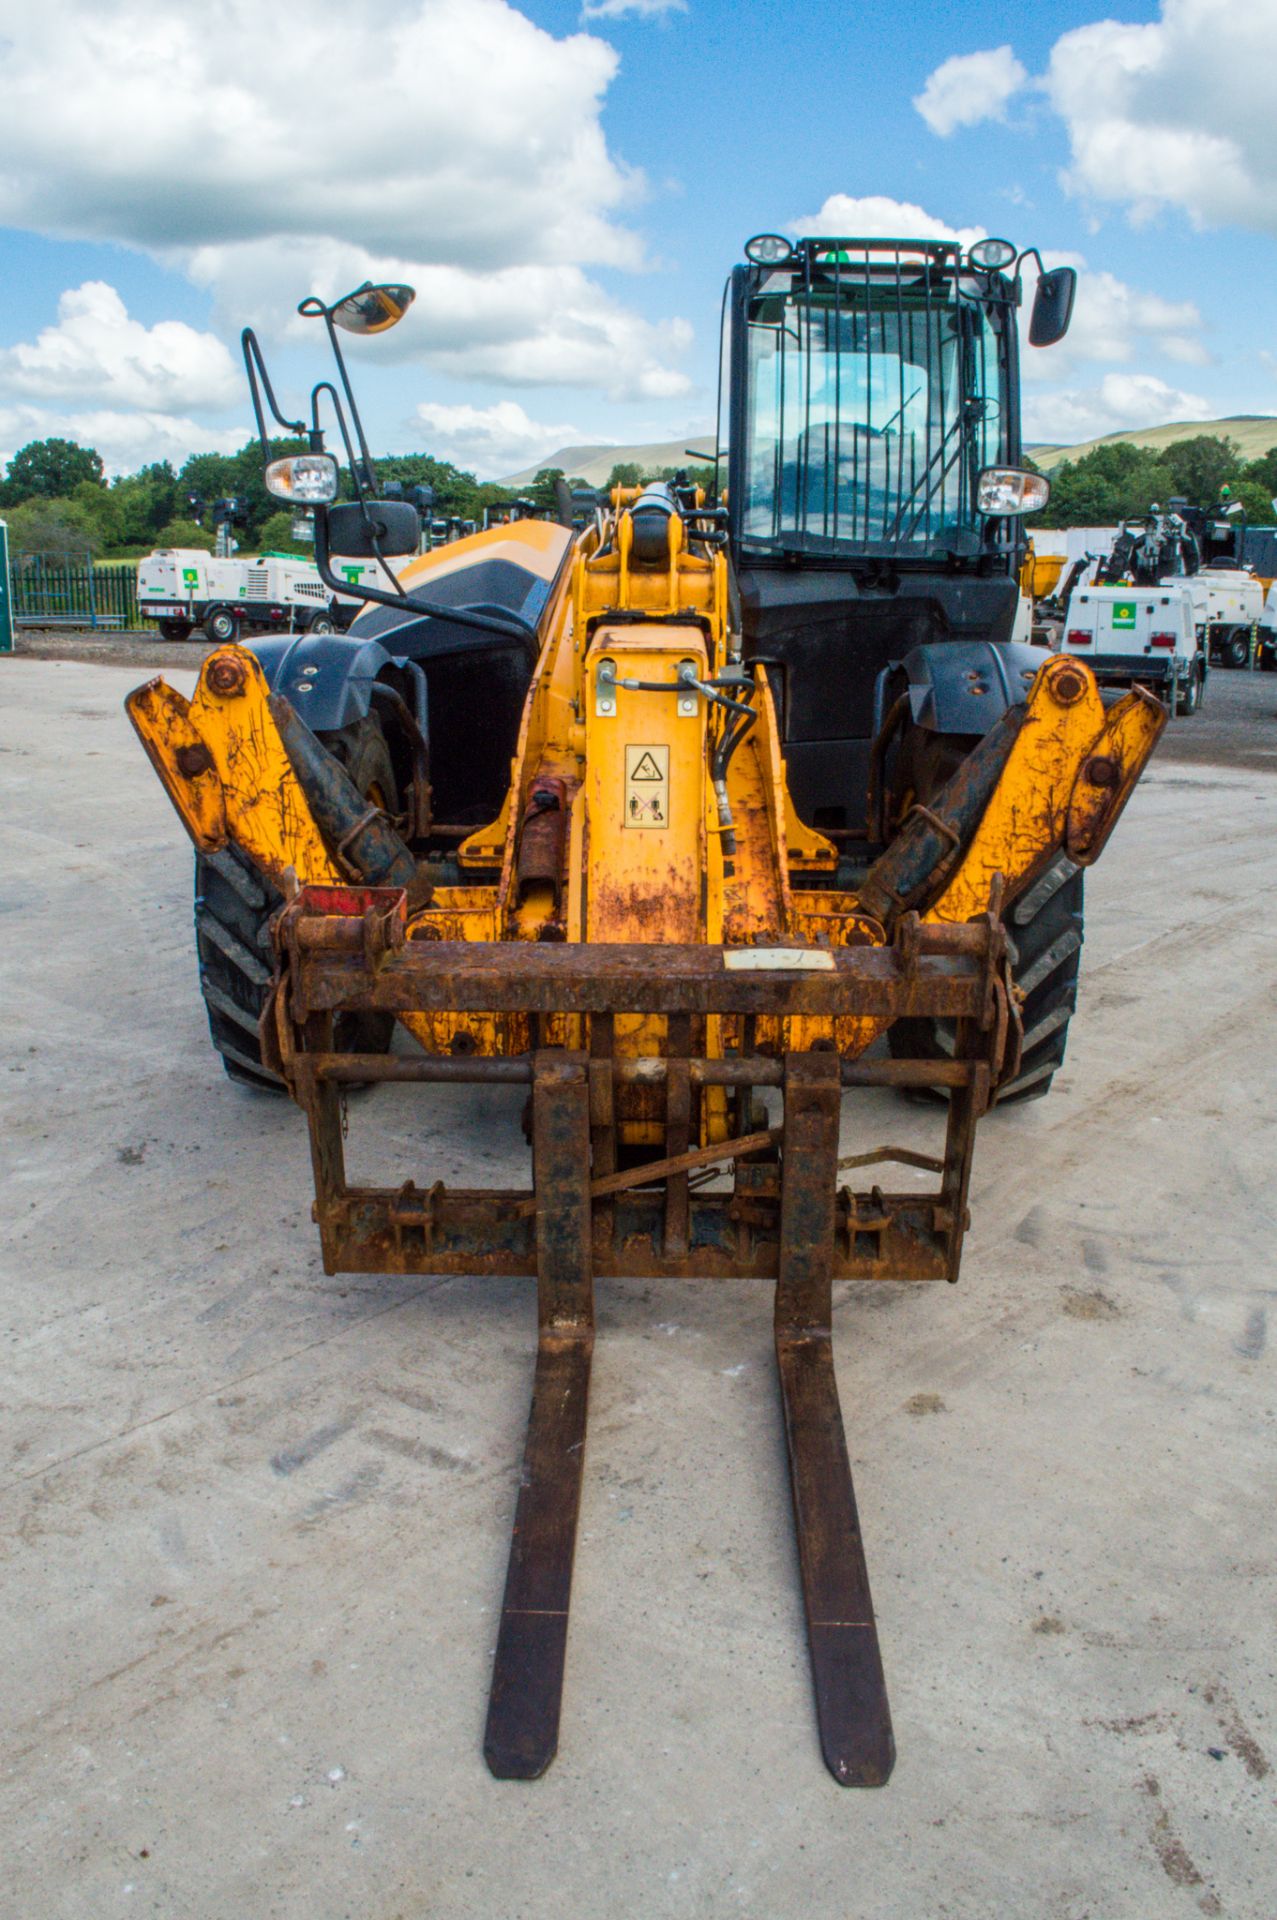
[2,656,1275,1920]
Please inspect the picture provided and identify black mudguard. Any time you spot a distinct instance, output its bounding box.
[876,638,1046,738]
[243,631,427,736]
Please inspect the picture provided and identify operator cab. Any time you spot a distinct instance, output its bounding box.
[717,234,1072,836]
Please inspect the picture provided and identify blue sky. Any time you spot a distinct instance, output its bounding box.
[0,0,1272,478]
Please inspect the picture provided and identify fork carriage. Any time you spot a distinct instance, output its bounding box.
[266,890,1014,1783]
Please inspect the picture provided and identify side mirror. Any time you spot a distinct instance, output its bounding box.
[1029,267,1077,347]
[326,499,421,558]
[329,282,416,335]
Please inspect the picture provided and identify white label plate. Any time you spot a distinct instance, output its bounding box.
[723,948,835,972]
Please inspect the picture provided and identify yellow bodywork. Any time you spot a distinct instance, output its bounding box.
[1020,542,1067,603]
[127,502,1163,1141]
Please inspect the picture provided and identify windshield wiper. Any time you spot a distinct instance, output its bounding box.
[887,406,972,545]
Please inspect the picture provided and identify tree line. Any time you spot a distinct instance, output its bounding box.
[12,426,1243,556]
[0,435,527,561]
[1033,433,1277,528]
[0,434,727,564]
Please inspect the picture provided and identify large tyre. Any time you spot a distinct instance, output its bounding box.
[1177,661,1203,716]
[157,617,194,642]
[881,711,1086,1105]
[193,711,399,1089]
[888,855,1084,1104]
[305,611,336,635]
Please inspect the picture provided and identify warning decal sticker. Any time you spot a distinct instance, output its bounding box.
[624,743,669,828]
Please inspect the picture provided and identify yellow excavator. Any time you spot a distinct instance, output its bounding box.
[127,237,1163,1787]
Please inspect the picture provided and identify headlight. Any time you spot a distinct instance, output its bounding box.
[977,466,1051,515]
[968,237,1016,271]
[265,453,340,504]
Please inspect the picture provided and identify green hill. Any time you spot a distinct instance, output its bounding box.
[501,437,716,487]
[1028,415,1277,472]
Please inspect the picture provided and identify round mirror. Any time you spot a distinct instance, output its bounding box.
[326,283,416,335]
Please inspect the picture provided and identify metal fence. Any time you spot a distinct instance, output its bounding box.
[10,551,145,629]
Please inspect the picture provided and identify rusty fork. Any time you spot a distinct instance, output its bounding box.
[775,1052,895,1786]
[484,1053,594,1780]
[484,1047,895,1786]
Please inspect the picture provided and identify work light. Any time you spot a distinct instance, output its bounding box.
[265,453,340,504]
[968,238,1016,271]
[744,233,794,266]
[977,466,1051,515]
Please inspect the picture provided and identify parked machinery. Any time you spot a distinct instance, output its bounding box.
[137,546,348,643]
[1060,505,1207,715]
[127,242,1162,1786]
[1167,495,1263,668]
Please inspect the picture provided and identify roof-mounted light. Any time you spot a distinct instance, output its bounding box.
[968,237,1016,271]
[744,233,794,266]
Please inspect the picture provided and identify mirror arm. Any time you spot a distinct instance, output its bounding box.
[241,328,307,463]
[311,510,541,647]
[308,379,405,597]
[319,307,380,494]
[310,380,367,501]
[1012,248,1044,301]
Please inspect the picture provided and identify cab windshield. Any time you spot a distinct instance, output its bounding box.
[739,263,1005,555]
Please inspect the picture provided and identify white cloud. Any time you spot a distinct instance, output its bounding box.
[1046,0,1277,233]
[413,400,589,477]
[1020,257,1208,382]
[0,0,692,414]
[581,0,685,16]
[913,46,1028,138]
[1024,373,1209,445]
[187,241,692,402]
[0,403,244,477]
[0,282,239,412]
[0,0,637,270]
[792,194,986,252]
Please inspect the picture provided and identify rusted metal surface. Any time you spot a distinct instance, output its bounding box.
[306,1051,983,1090]
[927,658,1165,928]
[279,898,1006,1026]
[515,776,569,908]
[775,1054,895,1787]
[124,677,229,853]
[857,702,1027,927]
[204,649,248,696]
[1065,683,1166,864]
[269,694,419,890]
[484,1055,594,1781]
[275,891,1003,1295]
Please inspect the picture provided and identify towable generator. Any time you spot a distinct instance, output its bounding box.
[128,240,1163,1786]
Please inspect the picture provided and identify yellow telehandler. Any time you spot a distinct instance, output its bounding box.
[127,238,1163,1786]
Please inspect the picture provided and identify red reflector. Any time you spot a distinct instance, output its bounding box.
[1066,629,1092,646]
[1149,632,1176,649]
